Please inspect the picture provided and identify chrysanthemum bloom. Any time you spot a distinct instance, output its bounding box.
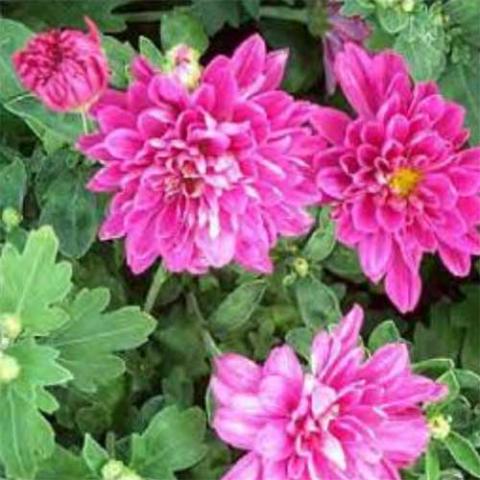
[313,44,480,312]
[78,35,322,274]
[211,305,447,480]
[12,17,109,112]
[322,2,370,95]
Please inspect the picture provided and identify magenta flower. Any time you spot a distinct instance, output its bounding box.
[313,44,480,312]
[12,17,109,112]
[78,35,321,275]
[323,1,370,95]
[211,305,447,480]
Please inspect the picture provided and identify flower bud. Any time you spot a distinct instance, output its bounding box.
[428,414,451,440]
[165,44,202,91]
[102,460,125,480]
[401,0,415,12]
[0,353,21,383]
[293,257,309,277]
[0,314,22,341]
[2,208,22,231]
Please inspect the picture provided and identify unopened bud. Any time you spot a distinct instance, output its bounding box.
[428,414,451,440]
[0,353,21,383]
[293,257,309,277]
[2,208,22,231]
[0,314,22,341]
[102,460,125,480]
[401,0,415,12]
[165,44,202,91]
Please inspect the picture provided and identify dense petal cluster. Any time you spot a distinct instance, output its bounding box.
[313,44,480,312]
[211,305,446,480]
[78,35,322,275]
[322,1,370,95]
[12,17,108,112]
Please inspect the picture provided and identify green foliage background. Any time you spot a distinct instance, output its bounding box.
[0,1,478,479]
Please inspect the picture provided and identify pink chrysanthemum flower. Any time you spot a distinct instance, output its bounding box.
[211,305,447,480]
[323,2,370,95]
[312,44,480,312]
[12,17,109,112]
[78,35,322,274]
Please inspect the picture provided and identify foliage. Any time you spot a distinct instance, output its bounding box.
[0,1,478,479]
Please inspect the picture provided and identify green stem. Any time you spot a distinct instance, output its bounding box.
[144,264,168,314]
[80,109,89,135]
[259,6,308,23]
[187,292,222,358]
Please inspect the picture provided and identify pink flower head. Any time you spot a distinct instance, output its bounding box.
[313,44,480,312]
[323,2,370,95]
[78,35,322,275]
[12,17,109,112]
[211,305,447,480]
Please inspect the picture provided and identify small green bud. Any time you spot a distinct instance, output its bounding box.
[282,273,297,287]
[0,314,22,341]
[401,0,414,12]
[121,473,143,480]
[293,257,309,277]
[2,208,22,231]
[428,414,451,440]
[102,460,125,480]
[0,353,21,383]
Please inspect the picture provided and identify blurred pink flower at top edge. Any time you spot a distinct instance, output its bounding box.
[12,17,109,113]
[211,304,447,480]
[312,43,480,313]
[323,1,370,95]
[77,35,324,275]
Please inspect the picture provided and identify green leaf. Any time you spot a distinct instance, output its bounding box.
[341,0,375,17]
[294,275,341,329]
[437,370,460,408]
[444,0,480,48]
[209,280,267,337]
[191,0,242,36]
[286,327,313,361]
[444,431,480,478]
[426,442,440,480]
[5,95,83,144]
[139,36,164,68]
[0,386,55,479]
[368,320,401,352]
[7,339,72,396]
[130,405,207,478]
[242,0,260,19]
[324,244,364,283]
[0,19,31,103]
[82,434,109,475]
[37,446,95,480]
[0,227,72,335]
[377,5,409,33]
[39,169,100,259]
[394,8,447,81]
[4,0,134,33]
[440,54,480,145]
[102,36,135,89]
[161,9,209,54]
[0,158,27,212]
[413,358,455,377]
[303,209,336,263]
[47,288,155,393]
[261,19,321,93]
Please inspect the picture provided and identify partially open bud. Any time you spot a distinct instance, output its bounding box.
[293,257,309,278]
[428,414,451,440]
[165,44,202,91]
[2,208,22,231]
[0,353,21,383]
[0,314,22,341]
[401,0,415,12]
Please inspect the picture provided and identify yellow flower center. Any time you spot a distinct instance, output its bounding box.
[389,168,422,197]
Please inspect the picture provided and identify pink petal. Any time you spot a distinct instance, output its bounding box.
[222,453,262,480]
[438,242,472,276]
[311,107,351,145]
[255,421,293,461]
[359,232,392,281]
